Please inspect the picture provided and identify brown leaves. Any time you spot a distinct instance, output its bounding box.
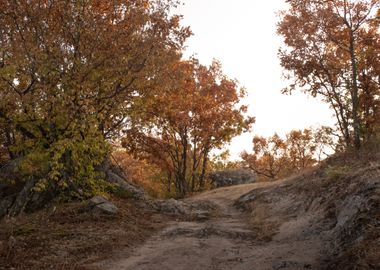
[0,0,190,141]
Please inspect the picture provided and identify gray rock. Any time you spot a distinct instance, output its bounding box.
[336,195,366,228]
[272,260,302,270]
[157,199,188,215]
[106,171,145,199]
[7,179,36,216]
[210,169,256,188]
[237,193,256,204]
[0,195,15,218]
[192,210,211,221]
[88,196,118,215]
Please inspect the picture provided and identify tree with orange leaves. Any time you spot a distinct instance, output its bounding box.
[278,0,380,149]
[123,59,254,197]
[241,129,333,181]
[241,134,288,181]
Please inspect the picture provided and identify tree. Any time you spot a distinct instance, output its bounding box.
[278,0,380,149]
[241,134,288,181]
[241,129,333,181]
[0,0,190,198]
[123,59,254,197]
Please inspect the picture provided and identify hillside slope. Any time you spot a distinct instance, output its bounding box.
[235,155,380,269]
[1,153,378,270]
[90,154,379,270]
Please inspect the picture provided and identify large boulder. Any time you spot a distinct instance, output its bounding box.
[209,169,256,188]
[0,177,58,219]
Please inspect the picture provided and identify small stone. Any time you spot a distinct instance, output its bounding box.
[193,210,210,221]
[88,196,118,215]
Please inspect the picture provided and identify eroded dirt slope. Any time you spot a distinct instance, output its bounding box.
[91,182,325,270]
[90,156,379,270]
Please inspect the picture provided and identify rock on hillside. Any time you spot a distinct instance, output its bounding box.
[0,158,147,219]
[210,169,256,188]
[88,196,119,215]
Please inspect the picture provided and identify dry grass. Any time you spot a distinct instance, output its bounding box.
[0,197,172,270]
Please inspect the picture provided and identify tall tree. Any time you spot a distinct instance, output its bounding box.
[123,59,254,197]
[278,0,380,149]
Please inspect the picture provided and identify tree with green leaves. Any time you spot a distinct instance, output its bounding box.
[0,0,190,200]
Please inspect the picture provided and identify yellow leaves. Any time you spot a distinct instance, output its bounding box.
[32,178,48,193]
[17,150,50,177]
[0,0,192,199]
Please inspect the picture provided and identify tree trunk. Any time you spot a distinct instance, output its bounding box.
[349,30,361,150]
[179,129,188,197]
[167,171,172,194]
[199,146,210,190]
[191,138,198,192]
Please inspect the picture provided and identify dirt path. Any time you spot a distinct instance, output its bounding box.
[93,182,324,270]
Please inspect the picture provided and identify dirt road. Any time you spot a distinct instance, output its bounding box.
[94,182,324,270]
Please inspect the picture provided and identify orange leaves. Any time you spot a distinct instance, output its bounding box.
[123,58,254,196]
[242,129,332,181]
[0,0,193,197]
[278,0,380,149]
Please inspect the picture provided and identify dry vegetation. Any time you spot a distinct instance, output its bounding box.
[0,197,173,270]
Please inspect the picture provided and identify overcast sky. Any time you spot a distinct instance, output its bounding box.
[176,0,335,159]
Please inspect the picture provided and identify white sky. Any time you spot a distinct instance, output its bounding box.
[176,0,335,160]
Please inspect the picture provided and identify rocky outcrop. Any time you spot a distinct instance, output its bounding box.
[98,157,147,200]
[105,171,146,199]
[0,178,58,219]
[0,158,58,219]
[155,198,188,215]
[153,198,217,221]
[0,157,145,219]
[209,169,256,188]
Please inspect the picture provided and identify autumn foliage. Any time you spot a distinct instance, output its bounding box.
[241,129,334,181]
[278,0,380,149]
[0,0,190,198]
[123,59,254,197]
[5,0,380,203]
[0,0,253,200]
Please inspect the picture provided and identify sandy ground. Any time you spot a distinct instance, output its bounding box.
[92,182,324,270]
